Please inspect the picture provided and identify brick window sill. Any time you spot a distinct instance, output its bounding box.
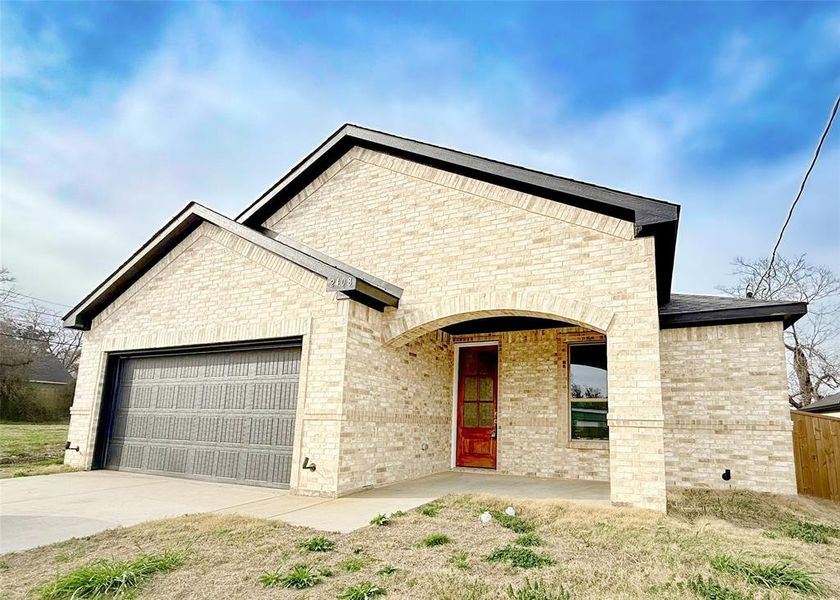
[567,440,609,450]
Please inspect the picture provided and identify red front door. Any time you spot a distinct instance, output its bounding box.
[456,346,498,469]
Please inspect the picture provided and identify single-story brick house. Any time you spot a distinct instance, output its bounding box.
[63,125,806,511]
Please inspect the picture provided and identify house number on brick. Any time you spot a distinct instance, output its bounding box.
[326,275,355,290]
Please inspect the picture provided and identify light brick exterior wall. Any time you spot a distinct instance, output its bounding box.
[67,145,796,511]
[660,322,797,494]
[265,147,668,510]
[338,306,611,495]
[452,328,610,481]
[65,223,350,496]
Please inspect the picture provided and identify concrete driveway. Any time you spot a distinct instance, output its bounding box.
[0,470,609,553]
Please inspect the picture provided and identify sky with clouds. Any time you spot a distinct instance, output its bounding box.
[1,2,838,308]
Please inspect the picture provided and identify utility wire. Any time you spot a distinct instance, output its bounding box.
[753,94,840,298]
[3,302,65,319]
[0,332,80,347]
[1,290,72,308]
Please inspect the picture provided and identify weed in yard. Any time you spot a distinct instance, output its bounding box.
[377,565,399,576]
[36,551,183,599]
[514,532,544,547]
[449,551,470,570]
[419,502,441,517]
[712,554,827,596]
[338,581,386,600]
[391,510,407,518]
[370,513,391,526]
[486,546,554,569]
[259,564,322,589]
[341,558,365,572]
[782,520,839,544]
[507,578,570,600]
[687,576,753,600]
[320,567,335,577]
[432,578,489,600]
[0,561,9,571]
[298,536,336,552]
[491,510,535,534]
[422,533,451,547]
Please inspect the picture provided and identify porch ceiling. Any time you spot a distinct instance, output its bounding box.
[442,316,577,335]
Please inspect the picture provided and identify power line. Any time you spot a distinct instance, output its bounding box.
[753,94,840,298]
[0,332,80,347]
[3,303,65,319]
[1,290,72,308]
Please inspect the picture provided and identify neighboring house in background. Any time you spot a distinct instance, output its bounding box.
[27,352,75,401]
[61,125,807,512]
[798,392,840,418]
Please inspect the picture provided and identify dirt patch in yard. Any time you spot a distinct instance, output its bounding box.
[2,491,839,599]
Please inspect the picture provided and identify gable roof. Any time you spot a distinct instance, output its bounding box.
[27,352,74,385]
[236,124,681,304]
[798,392,840,414]
[659,293,807,329]
[63,203,402,330]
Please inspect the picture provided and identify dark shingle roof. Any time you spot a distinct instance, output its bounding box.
[799,392,840,413]
[27,353,74,384]
[235,124,681,304]
[659,294,806,329]
[63,203,402,330]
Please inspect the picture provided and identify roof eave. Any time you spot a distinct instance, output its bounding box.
[659,301,807,330]
[64,203,401,330]
[235,123,680,304]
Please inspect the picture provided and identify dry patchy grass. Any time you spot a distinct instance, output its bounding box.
[1,490,839,599]
[0,422,77,479]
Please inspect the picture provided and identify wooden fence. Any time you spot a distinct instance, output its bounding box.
[791,411,839,502]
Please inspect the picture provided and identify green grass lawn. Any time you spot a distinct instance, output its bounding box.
[0,421,75,479]
[2,490,839,599]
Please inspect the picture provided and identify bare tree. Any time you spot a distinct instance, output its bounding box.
[0,269,82,376]
[719,255,840,407]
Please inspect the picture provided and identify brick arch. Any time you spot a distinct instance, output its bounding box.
[383,291,615,347]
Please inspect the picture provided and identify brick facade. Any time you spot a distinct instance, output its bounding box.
[266,147,668,510]
[660,322,796,494]
[64,144,797,512]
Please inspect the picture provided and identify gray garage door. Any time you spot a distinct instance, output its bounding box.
[104,346,300,488]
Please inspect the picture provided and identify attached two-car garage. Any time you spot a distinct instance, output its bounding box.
[97,342,301,488]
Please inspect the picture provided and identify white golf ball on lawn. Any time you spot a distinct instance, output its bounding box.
[479,511,492,524]
[504,506,516,516]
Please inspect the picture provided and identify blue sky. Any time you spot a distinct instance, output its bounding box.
[2,1,838,307]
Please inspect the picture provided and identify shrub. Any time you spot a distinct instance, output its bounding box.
[514,532,544,547]
[712,554,827,596]
[507,578,571,600]
[419,503,441,517]
[340,558,365,572]
[491,510,535,534]
[259,564,321,589]
[487,546,554,569]
[422,533,450,547]
[298,536,336,552]
[687,576,753,600]
[782,521,840,545]
[37,551,182,599]
[377,564,399,575]
[370,514,391,527]
[338,581,386,600]
[449,551,470,570]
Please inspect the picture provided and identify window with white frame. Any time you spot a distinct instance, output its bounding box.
[569,343,609,440]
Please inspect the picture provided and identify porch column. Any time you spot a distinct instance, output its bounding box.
[606,313,667,512]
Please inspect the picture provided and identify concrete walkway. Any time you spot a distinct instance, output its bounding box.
[0,470,609,553]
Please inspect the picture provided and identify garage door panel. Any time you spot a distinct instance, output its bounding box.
[105,346,300,488]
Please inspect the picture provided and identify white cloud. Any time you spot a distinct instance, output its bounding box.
[1,4,837,307]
